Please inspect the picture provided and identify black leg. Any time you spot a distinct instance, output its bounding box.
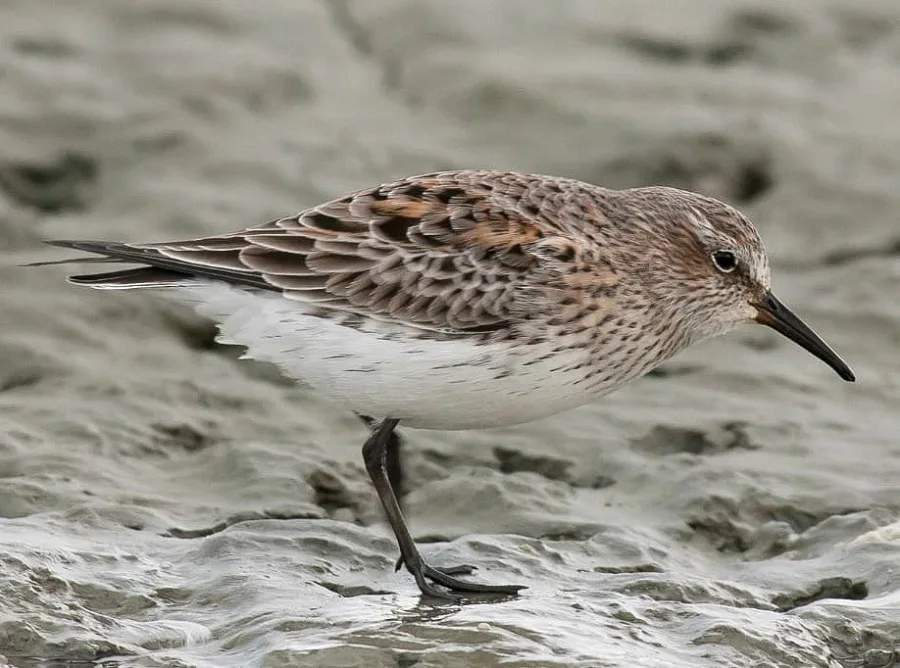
[361,417,526,601]
[359,413,406,570]
[359,415,484,576]
[358,414,404,505]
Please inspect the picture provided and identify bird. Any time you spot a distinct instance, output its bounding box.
[32,169,855,601]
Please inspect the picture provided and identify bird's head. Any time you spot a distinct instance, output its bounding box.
[612,186,854,382]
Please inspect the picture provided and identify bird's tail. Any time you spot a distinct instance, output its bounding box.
[25,239,264,290]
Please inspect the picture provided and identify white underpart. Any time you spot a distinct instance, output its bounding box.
[130,281,598,430]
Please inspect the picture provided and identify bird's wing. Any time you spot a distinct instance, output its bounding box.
[45,171,568,334]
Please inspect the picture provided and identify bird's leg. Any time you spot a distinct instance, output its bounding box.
[361,415,476,575]
[357,413,404,505]
[361,418,525,601]
[362,413,458,574]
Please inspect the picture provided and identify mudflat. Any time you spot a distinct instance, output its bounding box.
[1,1,897,666]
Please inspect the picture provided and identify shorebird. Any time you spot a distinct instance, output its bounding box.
[34,170,855,601]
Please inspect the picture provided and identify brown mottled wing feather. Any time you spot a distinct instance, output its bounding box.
[52,171,559,333]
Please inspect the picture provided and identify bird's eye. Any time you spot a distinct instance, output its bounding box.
[712,250,738,273]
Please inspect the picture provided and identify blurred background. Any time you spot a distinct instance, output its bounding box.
[1,1,899,666]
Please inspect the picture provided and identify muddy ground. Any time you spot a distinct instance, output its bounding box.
[2,1,900,666]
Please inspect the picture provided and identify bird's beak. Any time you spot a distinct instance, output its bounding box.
[752,292,855,382]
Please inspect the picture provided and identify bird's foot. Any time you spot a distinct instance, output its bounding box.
[399,556,526,602]
[394,555,474,576]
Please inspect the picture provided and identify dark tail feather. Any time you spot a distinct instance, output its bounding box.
[23,256,121,268]
[30,239,275,291]
[24,240,191,289]
[68,267,191,289]
[43,239,163,262]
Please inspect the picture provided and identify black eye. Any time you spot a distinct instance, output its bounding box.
[712,250,738,273]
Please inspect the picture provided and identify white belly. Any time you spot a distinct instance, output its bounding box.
[172,282,600,430]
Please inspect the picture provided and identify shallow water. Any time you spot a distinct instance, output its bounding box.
[3,0,900,666]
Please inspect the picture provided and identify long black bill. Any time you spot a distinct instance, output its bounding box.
[752,292,855,382]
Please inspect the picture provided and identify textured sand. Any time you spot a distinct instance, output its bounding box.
[2,1,900,666]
